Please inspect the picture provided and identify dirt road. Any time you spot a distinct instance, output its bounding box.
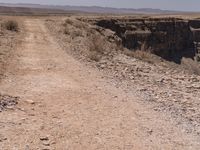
[0,19,199,149]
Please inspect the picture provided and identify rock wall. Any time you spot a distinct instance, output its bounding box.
[189,19,200,61]
[95,18,200,63]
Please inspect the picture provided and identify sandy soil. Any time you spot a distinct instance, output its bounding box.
[0,18,199,149]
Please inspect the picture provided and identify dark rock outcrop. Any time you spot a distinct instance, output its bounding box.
[189,19,200,61]
[95,18,199,63]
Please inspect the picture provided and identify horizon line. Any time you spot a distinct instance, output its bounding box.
[0,2,198,13]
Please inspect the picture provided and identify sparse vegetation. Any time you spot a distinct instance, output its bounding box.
[181,57,200,75]
[196,55,200,62]
[88,51,101,61]
[64,18,73,26]
[64,27,70,35]
[64,26,83,38]
[124,49,153,63]
[63,19,84,38]
[73,21,85,29]
[71,30,83,39]
[4,20,19,32]
[89,34,104,54]
[88,34,104,61]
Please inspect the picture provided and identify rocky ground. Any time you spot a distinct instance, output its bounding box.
[0,94,19,112]
[0,17,21,112]
[0,16,199,149]
[46,16,200,137]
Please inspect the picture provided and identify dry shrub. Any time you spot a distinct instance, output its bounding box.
[124,49,153,63]
[141,42,147,51]
[89,51,102,62]
[64,19,73,26]
[63,25,83,38]
[71,30,83,39]
[64,27,70,35]
[63,19,87,41]
[181,57,200,75]
[88,34,104,61]
[64,18,85,29]
[46,19,54,22]
[73,21,85,29]
[196,55,200,62]
[4,20,19,32]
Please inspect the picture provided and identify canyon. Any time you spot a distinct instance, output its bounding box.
[93,17,200,63]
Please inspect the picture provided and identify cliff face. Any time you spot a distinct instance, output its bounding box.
[96,18,200,63]
[189,19,200,61]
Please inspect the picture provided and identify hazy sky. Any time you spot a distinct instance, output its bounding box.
[0,0,199,11]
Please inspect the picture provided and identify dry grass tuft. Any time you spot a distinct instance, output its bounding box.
[88,51,102,62]
[71,30,83,39]
[64,27,70,35]
[88,34,105,61]
[64,19,73,26]
[63,19,84,38]
[63,26,83,38]
[181,57,200,75]
[4,20,19,32]
[124,49,153,63]
[195,55,200,62]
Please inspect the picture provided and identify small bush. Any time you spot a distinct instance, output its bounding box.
[4,20,19,32]
[196,55,200,62]
[88,34,104,61]
[64,19,73,26]
[64,27,70,35]
[124,49,153,63]
[181,58,200,75]
[89,51,101,62]
[73,21,85,29]
[89,34,104,53]
[71,30,83,39]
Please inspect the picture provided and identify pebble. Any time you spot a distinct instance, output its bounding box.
[25,100,35,104]
[40,136,49,141]
[40,146,51,150]
[42,141,50,146]
[51,141,56,145]
[0,135,7,142]
[18,108,25,111]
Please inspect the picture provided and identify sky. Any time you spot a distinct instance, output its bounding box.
[0,0,199,12]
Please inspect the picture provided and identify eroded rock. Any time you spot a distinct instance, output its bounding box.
[94,17,200,63]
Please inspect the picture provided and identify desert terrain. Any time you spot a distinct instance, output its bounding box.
[0,10,199,150]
